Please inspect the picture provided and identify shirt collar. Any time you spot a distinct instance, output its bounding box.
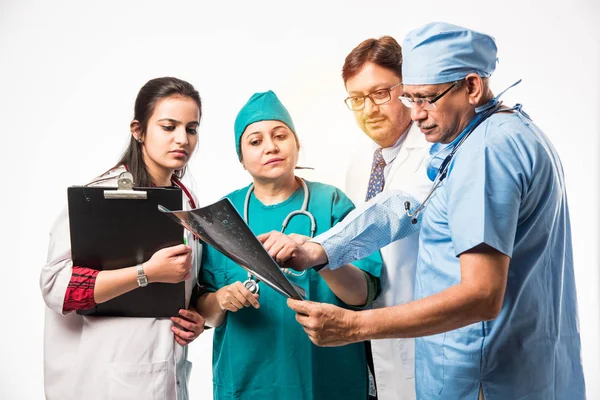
[374,123,410,165]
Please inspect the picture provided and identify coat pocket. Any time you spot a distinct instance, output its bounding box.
[108,360,170,400]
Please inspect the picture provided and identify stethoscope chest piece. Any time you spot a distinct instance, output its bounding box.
[243,278,259,294]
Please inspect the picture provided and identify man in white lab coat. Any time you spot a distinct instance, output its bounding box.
[341,36,432,400]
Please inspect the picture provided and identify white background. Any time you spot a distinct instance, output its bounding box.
[1,0,598,398]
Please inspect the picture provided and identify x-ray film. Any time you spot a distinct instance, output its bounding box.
[159,199,305,300]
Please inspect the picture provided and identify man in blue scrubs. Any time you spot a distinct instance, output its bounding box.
[259,22,586,399]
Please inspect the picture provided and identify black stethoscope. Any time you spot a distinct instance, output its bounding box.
[403,79,524,224]
[403,101,503,224]
[242,177,317,294]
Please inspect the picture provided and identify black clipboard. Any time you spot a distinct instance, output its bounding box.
[159,199,305,300]
[67,172,186,317]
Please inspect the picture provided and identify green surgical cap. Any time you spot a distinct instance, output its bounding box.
[234,90,296,160]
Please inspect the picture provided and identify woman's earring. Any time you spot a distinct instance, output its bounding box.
[137,138,143,144]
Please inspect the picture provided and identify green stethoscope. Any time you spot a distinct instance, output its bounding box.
[242,177,316,294]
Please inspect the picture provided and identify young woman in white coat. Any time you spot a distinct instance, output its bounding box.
[40,77,205,400]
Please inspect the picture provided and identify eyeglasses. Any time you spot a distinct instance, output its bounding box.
[344,82,402,111]
[399,80,461,111]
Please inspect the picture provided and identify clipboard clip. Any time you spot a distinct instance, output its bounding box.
[104,172,147,200]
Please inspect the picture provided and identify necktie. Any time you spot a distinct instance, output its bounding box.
[365,147,386,201]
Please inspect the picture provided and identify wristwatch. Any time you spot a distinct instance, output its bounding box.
[137,263,148,287]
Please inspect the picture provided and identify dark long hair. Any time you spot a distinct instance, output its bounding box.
[116,77,202,187]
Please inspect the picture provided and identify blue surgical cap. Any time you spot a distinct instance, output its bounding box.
[402,22,498,85]
[234,90,296,160]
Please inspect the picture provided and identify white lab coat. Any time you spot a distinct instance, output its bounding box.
[40,166,202,400]
[345,123,432,400]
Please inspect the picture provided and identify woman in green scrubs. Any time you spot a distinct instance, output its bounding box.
[196,90,382,400]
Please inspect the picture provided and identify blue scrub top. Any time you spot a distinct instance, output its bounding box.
[415,110,585,399]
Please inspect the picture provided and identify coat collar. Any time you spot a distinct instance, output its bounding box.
[402,122,430,150]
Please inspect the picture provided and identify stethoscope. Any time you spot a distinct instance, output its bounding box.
[404,79,523,224]
[242,177,316,294]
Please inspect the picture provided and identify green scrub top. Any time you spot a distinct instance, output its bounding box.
[200,180,382,400]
